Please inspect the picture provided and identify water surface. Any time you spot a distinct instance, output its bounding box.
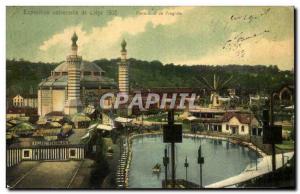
[128,135,257,188]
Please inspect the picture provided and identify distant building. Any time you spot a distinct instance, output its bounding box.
[12,95,23,107]
[220,112,259,135]
[189,108,260,136]
[117,39,131,116]
[6,138,85,167]
[273,85,294,106]
[250,85,294,107]
[23,95,38,108]
[249,94,268,106]
[227,88,236,98]
[38,33,117,116]
[12,94,37,108]
[64,33,84,115]
[118,39,129,94]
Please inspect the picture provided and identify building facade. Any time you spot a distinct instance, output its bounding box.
[64,33,83,115]
[190,109,260,136]
[13,94,38,108]
[38,34,117,116]
[118,39,129,94]
[12,95,24,107]
[117,39,131,116]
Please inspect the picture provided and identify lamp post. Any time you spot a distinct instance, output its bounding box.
[163,109,182,188]
[263,97,276,172]
[163,147,169,188]
[198,145,204,188]
[269,93,276,172]
[184,156,189,183]
[169,110,176,188]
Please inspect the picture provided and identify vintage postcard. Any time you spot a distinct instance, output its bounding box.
[6,6,295,189]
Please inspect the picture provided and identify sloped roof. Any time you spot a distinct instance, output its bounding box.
[39,75,117,88]
[115,117,133,123]
[96,124,114,131]
[45,111,64,117]
[39,60,117,89]
[222,112,254,124]
[7,119,21,126]
[54,60,105,73]
[71,113,91,122]
[48,121,62,128]
[186,116,198,121]
[6,121,15,129]
[10,122,36,132]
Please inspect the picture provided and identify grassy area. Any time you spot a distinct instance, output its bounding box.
[182,121,191,132]
[143,114,167,122]
[282,126,293,131]
[276,140,295,150]
[143,112,185,123]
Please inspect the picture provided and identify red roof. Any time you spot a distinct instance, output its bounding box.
[7,107,37,115]
[222,112,254,124]
[45,111,64,116]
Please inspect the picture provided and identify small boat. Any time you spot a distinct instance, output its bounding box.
[152,163,161,173]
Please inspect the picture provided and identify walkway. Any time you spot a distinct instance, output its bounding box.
[205,151,294,188]
[101,139,121,188]
[7,161,82,189]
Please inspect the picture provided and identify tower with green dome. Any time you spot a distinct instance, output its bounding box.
[118,39,129,94]
[64,32,83,115]
[118,39,131,116]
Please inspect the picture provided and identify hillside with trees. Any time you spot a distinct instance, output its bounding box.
[6,58,294,97]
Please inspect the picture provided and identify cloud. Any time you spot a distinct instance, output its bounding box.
[173,34,294,70]
[38,7,194,61]
[34,6,293,70]
[39,26,87,51]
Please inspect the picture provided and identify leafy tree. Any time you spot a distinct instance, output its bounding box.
[6,59,294,98]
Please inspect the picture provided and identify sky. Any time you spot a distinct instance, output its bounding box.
[6,6,294,70]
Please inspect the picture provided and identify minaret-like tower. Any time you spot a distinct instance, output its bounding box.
[118,39,129,94]
[117,39,131,116]
[64,32,83,115]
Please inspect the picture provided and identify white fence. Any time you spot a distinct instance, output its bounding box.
[6,148,22,167]
[6,146,85,167]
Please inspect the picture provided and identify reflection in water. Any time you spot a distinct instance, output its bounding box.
[128,135,257,188]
